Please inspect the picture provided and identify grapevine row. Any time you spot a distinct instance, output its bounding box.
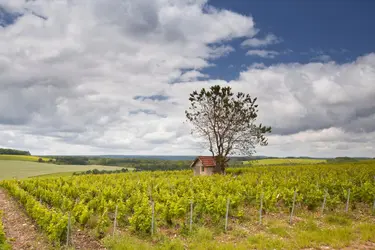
[0,210,10,249]
[0,181,69,245]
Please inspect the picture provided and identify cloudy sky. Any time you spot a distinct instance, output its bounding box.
[1,0,375,157]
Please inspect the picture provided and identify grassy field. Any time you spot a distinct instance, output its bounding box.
[0,155,50,162]
[0,160,123,180]
[243,158,327,166]
[103,210,375,250]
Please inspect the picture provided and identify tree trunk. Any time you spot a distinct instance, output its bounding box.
[217,161,226,175]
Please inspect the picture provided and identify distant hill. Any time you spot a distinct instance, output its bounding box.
[0,155,50,162]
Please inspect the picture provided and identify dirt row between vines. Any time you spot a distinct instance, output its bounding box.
[0,188,106,250]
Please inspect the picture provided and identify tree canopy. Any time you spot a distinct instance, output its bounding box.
[0,148,31,156]
[185,85,271,173]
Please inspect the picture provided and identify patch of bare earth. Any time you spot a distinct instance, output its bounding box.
[0,188,51,250]
[71,230,106,250]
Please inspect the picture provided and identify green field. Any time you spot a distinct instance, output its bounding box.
[0,160,123,180]
[0,155,50,162]
[243,158,327,165]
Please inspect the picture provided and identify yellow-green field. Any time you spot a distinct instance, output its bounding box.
[0,160,123,180]
[243,158,327,165]
[0,155,50,162]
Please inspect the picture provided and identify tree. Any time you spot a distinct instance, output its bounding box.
[185,85,271,174]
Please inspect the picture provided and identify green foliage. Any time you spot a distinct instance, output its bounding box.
[324,214,352,226]
[294,227,355,249]
[0,211,11,249]
[0,160,374,246]
[0,181,69,245]
[248,234,286,250]
[0,148,31,155]
[54,156,90,165]
[73,168,129,176]
[194,227,213,241]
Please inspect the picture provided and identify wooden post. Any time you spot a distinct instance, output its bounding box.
[259,192,264,225]
[345,188,350,213]
[66,212,71,246]
[289,190,297,224]
[113,205,118,237]
[151,201,155,236]
[225,198,230,232]
[372,197,375,214]
[321,189,327,215]
[189,201,193,232]
[148,185,152,200]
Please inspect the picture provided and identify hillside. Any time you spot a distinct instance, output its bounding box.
[0,155,50,162]
[0,161,124,180]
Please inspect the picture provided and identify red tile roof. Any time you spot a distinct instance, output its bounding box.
[197,156,216,167]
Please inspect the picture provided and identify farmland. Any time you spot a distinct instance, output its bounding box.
[0,160,125,180]
[0,154,50,162]
[0,160,374,249]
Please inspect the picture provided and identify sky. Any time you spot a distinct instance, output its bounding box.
[0,0,374,157]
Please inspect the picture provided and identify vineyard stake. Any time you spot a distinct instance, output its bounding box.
[259,192,264,225]
[372,197,375,214]
[321,189,327,215]
[113,205,118,237]
[345,188,350,213]
[289,190,297,224]
[189,201,193,232]
[66,211,71,247]
[151,201,155,236]
[225,198,230,232]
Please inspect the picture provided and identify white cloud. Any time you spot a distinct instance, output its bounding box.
[0,0,256,155]
[228,53,375,137]
[241,33,281,48]
[178,70,209,82]
[0,1,374,157]
[246,50,279,58]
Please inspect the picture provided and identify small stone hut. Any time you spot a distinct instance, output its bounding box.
[190,156,221,176]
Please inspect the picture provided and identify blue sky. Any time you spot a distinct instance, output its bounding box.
[0,0,375,157]
[203,0,375,80]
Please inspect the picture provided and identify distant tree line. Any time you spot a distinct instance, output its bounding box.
[50,156,191,171]
[89,157,191,171]
[73,168,129,175]
[54,156,90,165]
[0,148,31,155]
[133,164,189,172]
[326,157,359,163]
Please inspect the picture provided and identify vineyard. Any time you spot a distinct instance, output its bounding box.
[0,211,10,249]
[1,161,375,249]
